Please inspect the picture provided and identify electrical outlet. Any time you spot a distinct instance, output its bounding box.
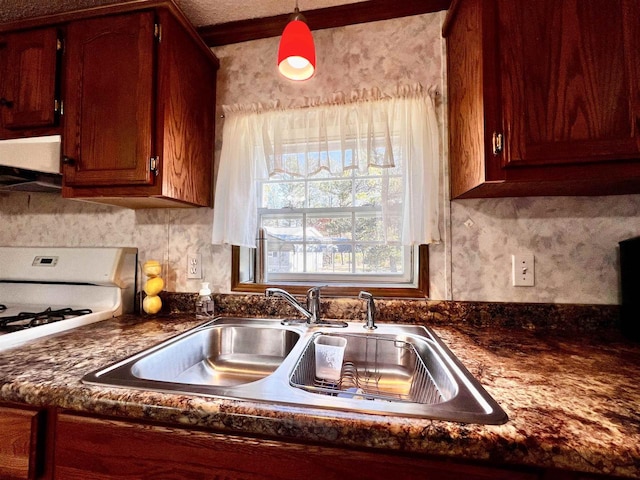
[187,253,202,279]
[512,253,534,287]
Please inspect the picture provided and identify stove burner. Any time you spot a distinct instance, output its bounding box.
[0,307,93,332]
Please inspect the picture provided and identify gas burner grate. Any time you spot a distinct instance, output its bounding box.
[0,307,93,332]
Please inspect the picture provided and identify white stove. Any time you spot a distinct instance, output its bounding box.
[0,247,137,351]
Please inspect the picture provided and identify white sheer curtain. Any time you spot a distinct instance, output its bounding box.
[211,86,441,248]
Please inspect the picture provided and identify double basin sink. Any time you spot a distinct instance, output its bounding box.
[82,317,507,424]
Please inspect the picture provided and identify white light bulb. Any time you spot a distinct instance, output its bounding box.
[286,56,310,69]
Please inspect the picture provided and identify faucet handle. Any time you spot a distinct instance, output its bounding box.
[359,291,377,330]
[306,286,324,321]
[306,286,322,299]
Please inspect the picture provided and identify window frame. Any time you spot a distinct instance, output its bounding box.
[228,101,432,298]
[231,244,429,298]
[255,139,413,287]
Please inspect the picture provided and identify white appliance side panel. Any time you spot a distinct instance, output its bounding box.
[0,284,123,313]
[0,247,137,285]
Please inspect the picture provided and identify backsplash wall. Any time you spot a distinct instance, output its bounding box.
[1,11,639,305]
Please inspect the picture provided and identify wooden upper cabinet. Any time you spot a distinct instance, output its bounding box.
[499,0,640,167]
[62,12,155,188]
[61,4,218,208]
[444,0,640,198]
[0,27,60,136]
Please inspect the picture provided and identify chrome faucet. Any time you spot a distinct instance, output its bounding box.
[265,287,347,327]
[306,286,322,323]
[359,291,377,330]
[265,287,317,323]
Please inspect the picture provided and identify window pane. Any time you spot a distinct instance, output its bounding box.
[307,214,353,241]
[261,182,305,209]
[262,215,304,245]
[262,215,303,229]
[354,178,382,207]
[388,176,403,206]
[282,152,304,176]
[354,213,402,243]
[304,246,352,274]
[308,179,353,208]
[355,245,404,274]
[267,243,303,273]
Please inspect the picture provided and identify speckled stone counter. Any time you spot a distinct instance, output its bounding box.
[0,302,638,478]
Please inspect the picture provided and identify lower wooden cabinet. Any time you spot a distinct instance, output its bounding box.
[0,405,625,480]
[53,413,540,480]
[0,405,47,480]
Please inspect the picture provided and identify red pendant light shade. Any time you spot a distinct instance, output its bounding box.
[277,9,316,81]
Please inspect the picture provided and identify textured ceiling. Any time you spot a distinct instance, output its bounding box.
[0,0,367,27]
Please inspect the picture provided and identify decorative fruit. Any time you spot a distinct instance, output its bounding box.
[143,295,162,314]
[144,276,164,296]
[142,260,162,277]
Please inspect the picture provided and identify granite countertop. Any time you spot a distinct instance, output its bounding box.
[0,312,639,478]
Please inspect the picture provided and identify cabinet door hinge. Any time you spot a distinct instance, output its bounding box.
[150,156,159,176]
[54,99,63,115]
[154,23,162,42]
[492,132,503,155]
[56,38,63,51]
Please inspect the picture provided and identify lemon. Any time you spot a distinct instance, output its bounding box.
[144,276,164,296]
[143,295,162,314]
[142,260,162,277]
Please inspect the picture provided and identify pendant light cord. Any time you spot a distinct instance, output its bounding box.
[289,1,304,21]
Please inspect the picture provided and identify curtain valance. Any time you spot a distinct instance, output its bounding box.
[212,85,441,248]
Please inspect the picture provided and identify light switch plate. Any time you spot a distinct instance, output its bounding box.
[512,253,534,287]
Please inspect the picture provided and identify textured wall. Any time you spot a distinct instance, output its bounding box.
[1,11,639,305]
[451,196,640,304]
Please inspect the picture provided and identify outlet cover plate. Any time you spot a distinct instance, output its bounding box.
[187,253,202,279]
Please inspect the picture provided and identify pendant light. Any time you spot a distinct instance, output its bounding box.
[277,2,316,81]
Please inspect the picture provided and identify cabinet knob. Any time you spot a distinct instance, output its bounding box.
[0,97,13,108]
[62,156,76,166]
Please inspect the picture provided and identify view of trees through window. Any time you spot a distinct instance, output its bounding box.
[258,148,412,282]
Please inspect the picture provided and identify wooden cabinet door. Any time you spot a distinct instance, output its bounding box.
[0,406,46,480]
[62,12,155,187]
[446,0,640,198]
[497,0,640,168]
[0,27,59,131]
[53,413,539,480]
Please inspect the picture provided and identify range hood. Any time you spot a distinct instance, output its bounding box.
[0,135,62,192]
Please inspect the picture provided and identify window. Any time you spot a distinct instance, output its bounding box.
[214,87,440,297]
[257,142,414,285]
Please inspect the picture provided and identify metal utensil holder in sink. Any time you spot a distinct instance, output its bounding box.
[290,332,450,405]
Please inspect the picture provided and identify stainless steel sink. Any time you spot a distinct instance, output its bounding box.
[83,317,507,424]
[290,332,458,405]
[83,317,303,392]
[131,323,300,386]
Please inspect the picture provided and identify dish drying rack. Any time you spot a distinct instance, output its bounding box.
[289,333,446,405]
